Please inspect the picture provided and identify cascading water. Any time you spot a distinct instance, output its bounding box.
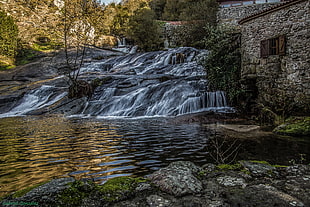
[0,47,233,118]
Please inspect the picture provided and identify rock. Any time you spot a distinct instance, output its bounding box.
[202,163,216,173]
[148,161,203,196]
[146,195,171,207]
[3,178,75,205]
[47,97,88,115]
[240,160,275,177]
[2,161,309,207]
[216,176,247,188]
[224,184,305,207]
[217,124,260,133]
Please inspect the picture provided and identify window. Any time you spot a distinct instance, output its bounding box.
[260,35,286,58]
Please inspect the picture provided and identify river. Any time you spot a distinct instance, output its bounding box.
[0,47,309,197]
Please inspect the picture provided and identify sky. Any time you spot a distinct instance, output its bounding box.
[100,0,121,4]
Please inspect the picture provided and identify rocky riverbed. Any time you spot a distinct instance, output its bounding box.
[1,160,309,207]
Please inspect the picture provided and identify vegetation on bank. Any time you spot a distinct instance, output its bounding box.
[199,25,243,105]
[273,117,310,136]
[59,177,147,206]
[0,10,18,70]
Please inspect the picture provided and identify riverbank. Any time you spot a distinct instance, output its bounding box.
[1,160,309,207]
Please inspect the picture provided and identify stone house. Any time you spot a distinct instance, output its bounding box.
[238,0,309,115]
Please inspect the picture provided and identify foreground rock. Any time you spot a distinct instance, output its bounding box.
[1,161,309,207]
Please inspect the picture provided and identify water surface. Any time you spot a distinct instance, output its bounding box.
[0,115,309,197]
[0,115,209,196]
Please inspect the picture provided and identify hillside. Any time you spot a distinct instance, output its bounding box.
[1,0,62,45]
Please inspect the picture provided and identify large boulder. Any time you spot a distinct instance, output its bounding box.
[148,161,203,196]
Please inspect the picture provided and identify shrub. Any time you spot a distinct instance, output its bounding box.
[0,10,18,58]
[200,25,243,105]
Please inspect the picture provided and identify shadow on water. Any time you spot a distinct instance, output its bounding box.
[0,115,309,196]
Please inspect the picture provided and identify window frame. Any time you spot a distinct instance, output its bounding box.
[260,35,286,58]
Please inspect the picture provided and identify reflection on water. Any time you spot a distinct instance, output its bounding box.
[0,115,309,197]
[0,115,208,196]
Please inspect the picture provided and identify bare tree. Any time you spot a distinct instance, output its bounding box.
[207,134,242,164]
[60,0,97,99]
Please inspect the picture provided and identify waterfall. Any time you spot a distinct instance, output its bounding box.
[80,47,232,117]
[0,47,233,118]
[0,85,67,117]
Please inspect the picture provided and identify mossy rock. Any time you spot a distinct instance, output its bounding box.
[12,180,50,198]
[216,163,243,171]
[58,180,95,206]
[97,177,146,202]
[273,117,310,136]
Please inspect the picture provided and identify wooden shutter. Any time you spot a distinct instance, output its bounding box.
[260,39,269,58]
[278,35,286,56]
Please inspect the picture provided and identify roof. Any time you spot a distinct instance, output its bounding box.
[238,0,307,24]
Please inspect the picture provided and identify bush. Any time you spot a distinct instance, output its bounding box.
[0,10,18,58]
[200,25,243,105]
[127,8,162,51]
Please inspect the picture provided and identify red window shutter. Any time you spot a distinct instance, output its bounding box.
[278,35,286,56]
[260,39,269,58]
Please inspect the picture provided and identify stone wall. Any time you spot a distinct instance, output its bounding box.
[218,2,281,25]
[240,0,310,115]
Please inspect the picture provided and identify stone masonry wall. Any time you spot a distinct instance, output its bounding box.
[240,0,310,115]
[218,2,281,25]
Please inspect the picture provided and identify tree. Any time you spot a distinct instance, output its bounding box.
[162,0,184,21]
[149,0,166,20]
[168,0,218,48]
[127,7,161,51]
[59,0,98,99]
[200,25,242,105]
[0,10,18,59]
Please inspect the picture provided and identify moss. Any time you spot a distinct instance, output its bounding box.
[216,163,242,171]
[59,180,93,206]
[240,169,251,175]
[197,170,207,179]
[273,165,288,168]
[96,177,146,202]
[12,180,50,198]
[273,117,310,136]
[32,43,54,52]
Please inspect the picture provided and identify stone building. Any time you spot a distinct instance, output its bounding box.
[218,0,286,25]
[239,0,309,115]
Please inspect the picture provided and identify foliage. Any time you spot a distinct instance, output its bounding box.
[162,0,183,21]
[127,7,162,51]
[273,117,310,136]
[97,176,147,202]
[200,25,243,105]
[0,10,18,64]
[162,0,218,48]
[149,0,167,19]
[150,0,218,22]
[58,0,99,98]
